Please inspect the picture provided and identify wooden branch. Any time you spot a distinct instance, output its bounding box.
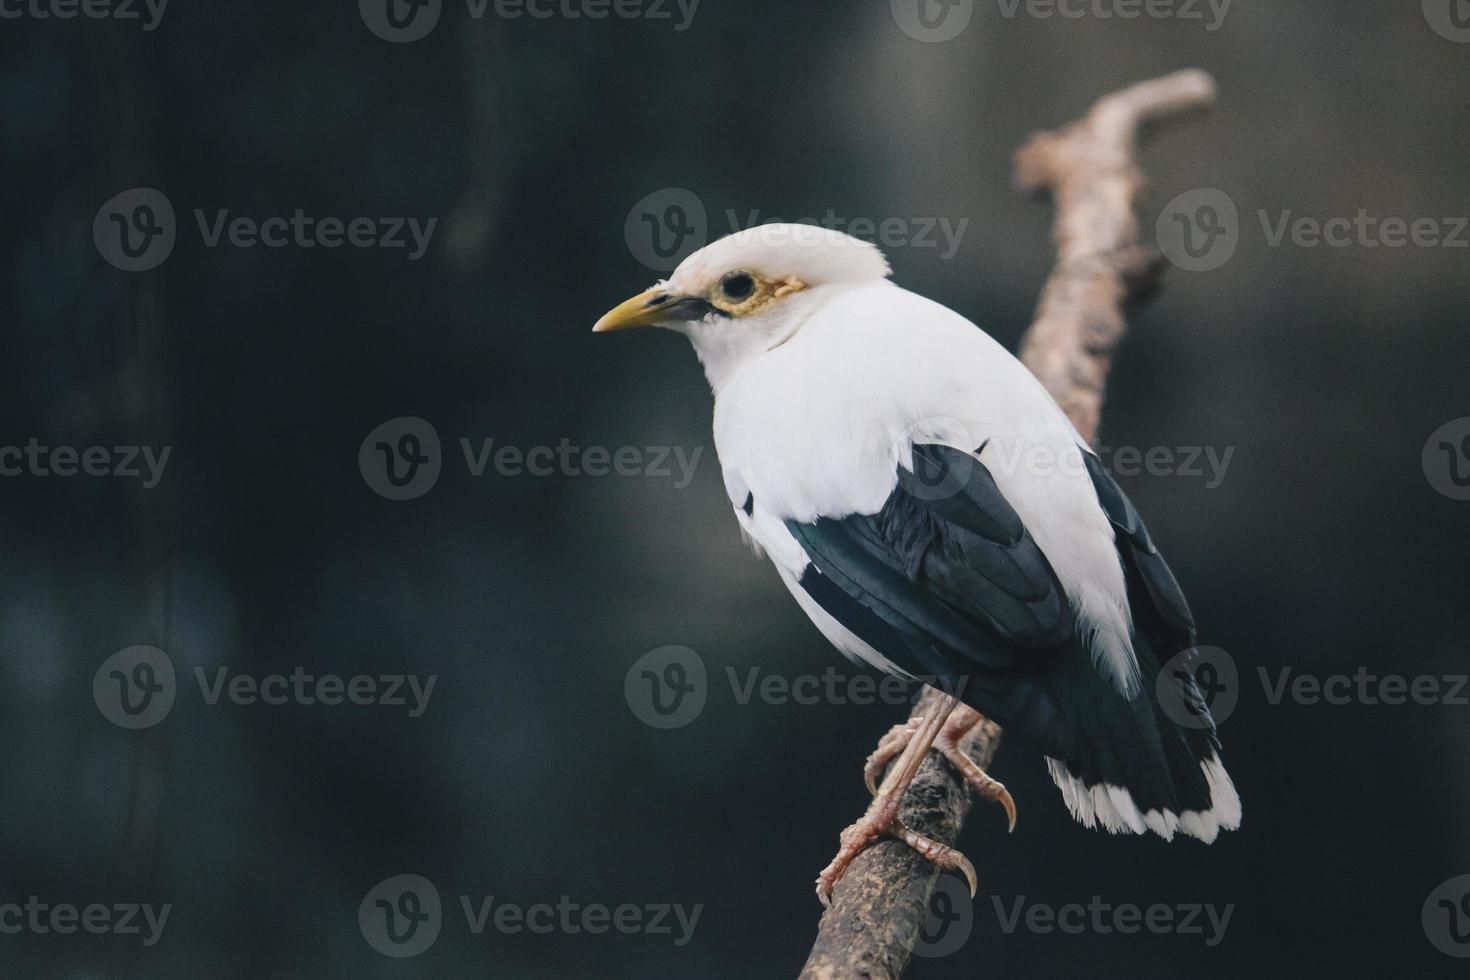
[798,69,1217,980]
[1015,68,1216,439]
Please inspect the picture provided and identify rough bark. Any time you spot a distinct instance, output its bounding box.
[797,69,1217,980]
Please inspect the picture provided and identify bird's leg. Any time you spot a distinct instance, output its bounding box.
[862,700,1017,831]
[816,693,975,908]
[860,717,927,789]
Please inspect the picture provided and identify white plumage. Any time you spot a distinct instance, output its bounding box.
[596,223,1240,844]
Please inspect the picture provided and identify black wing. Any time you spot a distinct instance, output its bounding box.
[784,443,1074,704]
[786,443,1226,822]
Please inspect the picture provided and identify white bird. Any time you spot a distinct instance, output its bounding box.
[595,224,1241,905]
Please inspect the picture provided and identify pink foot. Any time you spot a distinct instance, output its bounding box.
[814,783,979,909]
[863,704,1017,830]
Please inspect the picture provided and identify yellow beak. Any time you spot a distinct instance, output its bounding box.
[593,288,679,333]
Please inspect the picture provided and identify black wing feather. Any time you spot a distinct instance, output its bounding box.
[1084,453,1195,647]
[785,442,1227,821]
[785,445,1074,681]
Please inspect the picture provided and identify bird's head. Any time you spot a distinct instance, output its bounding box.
[594,224,891,385]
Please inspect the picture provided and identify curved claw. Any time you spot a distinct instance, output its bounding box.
[895,823,979,901]
[954,852,979,899]
[994,783,1018,833]
[931,735,1019,833]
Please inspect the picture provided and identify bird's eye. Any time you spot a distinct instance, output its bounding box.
[720,272,755,301]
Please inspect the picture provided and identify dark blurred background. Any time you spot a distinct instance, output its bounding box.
[2,1,1469,976]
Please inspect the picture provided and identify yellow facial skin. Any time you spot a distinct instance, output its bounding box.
[706,271,807,318]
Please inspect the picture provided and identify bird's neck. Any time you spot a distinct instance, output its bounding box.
[691,333,753,394]
[686,291,829,393]
[685,321,791,395]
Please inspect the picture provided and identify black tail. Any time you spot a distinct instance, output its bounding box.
[1031,456,1241,841]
